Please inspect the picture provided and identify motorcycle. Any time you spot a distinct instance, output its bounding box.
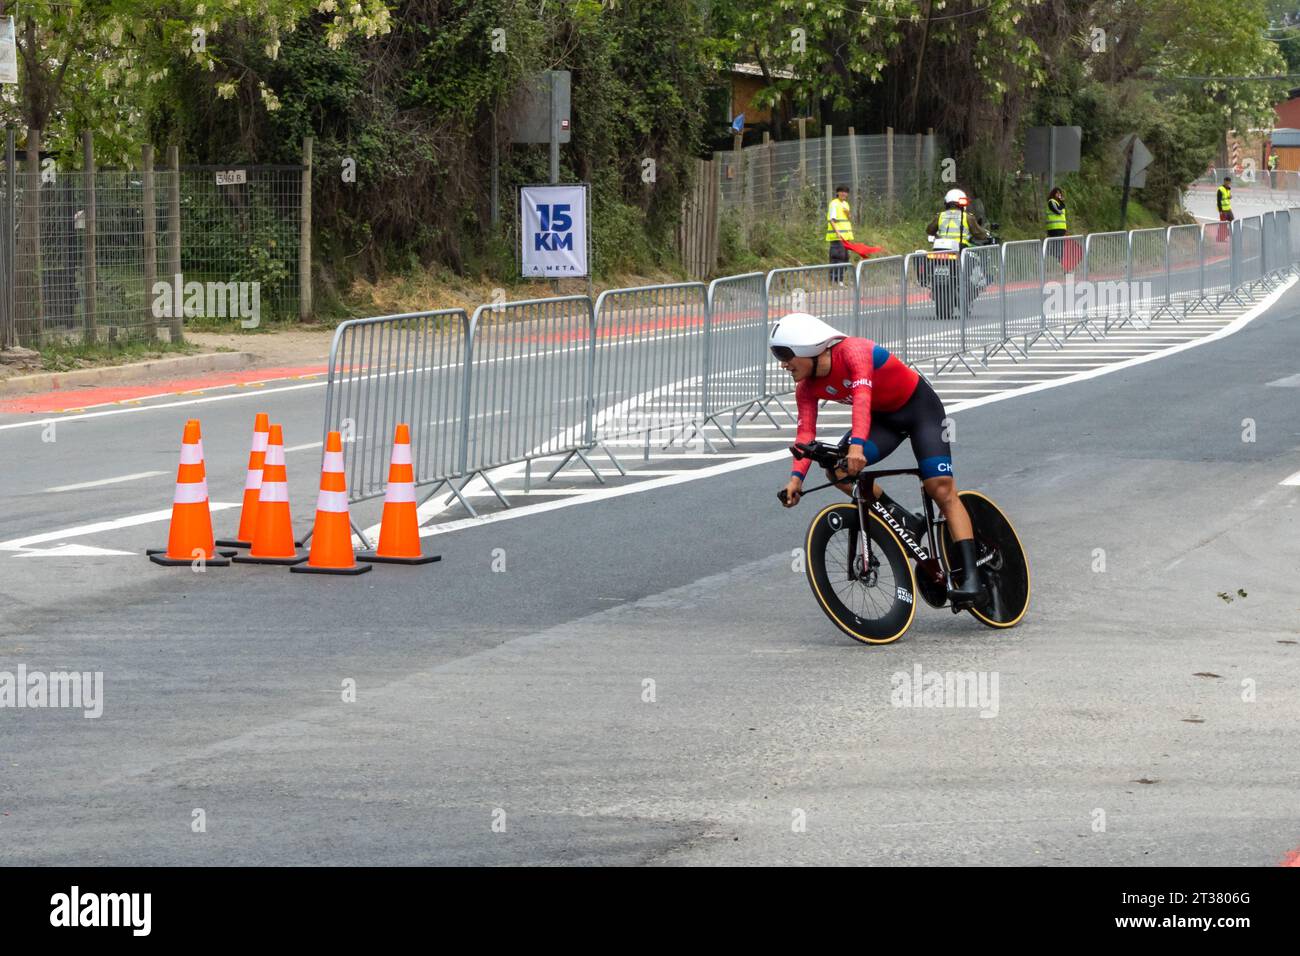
[914,223,1000,321]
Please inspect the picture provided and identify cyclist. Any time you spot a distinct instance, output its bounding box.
[772,311,983,601]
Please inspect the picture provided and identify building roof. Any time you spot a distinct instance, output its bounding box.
[1271,128,1300,147]
[727,62,797,81]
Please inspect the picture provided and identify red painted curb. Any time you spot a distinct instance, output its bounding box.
[0,364,330,414]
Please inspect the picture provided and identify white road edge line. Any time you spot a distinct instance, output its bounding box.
[45,471,167,493]
[0,503,240,552]
[416,276,1296,539]
[1282,470,1300,487]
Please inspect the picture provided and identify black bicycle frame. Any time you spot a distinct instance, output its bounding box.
[842,467,953,585]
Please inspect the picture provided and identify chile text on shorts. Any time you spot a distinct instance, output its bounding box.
[152,272,261,329]
[891,664,999,718]
[0,665,103,718]
[50,886,151,936]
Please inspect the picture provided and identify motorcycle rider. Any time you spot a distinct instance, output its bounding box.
[925,188,989,251]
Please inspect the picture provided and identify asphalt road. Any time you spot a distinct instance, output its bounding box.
[1,277,1297,864]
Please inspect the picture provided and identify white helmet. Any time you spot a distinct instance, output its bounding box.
[945,188,969,207]
[769,312,846,359]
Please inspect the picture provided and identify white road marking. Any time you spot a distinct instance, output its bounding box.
[0,503,239,556]
[45,471,167,493]
[1282,470,1300,487]
[284,441,323,453]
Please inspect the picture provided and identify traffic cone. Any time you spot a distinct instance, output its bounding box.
[358,423,441,565]
[291,431,371,576]
[216,412,269,548]
[233,423,306,565]
[148,419,231,566]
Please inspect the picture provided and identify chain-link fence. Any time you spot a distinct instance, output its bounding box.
[0,136,305,351]
[717,131,938,219]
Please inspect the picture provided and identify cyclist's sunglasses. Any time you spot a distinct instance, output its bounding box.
[771,345,796,361]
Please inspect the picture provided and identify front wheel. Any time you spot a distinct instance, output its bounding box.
[940,491,1030,628]
[805,503,918,645]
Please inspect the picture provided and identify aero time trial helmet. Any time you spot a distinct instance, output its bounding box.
[769,312,847,360]
[944,188,969,207]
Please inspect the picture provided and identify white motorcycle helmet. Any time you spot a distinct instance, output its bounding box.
[944,188,969,207]
[769,312,847,359]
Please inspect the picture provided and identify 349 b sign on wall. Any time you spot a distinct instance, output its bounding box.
[519,184,589,278]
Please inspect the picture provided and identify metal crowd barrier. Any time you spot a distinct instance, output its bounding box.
[465,296,596,502]
[703,272,767,437]
[855,256,907,361]
[1001,239,1050,350]
[321,205,1300,525]
[592,282,711,458]
[322,308,470,532]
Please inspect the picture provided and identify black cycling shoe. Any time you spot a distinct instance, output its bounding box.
[947,538,985,603]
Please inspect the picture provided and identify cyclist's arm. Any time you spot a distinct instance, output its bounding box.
[791,384,818,482]
[841,340,874,453]
[925,214,940,237]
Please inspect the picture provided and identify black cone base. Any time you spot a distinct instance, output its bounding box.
[215,537,251,549]
[357,551,442,565]
[290,562,372,576]
[233,553,308,566]
[149,552,231,567]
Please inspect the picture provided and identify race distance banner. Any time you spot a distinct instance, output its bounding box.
[520,184,589,278]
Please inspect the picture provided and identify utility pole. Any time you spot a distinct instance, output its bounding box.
[1119,135,1135,230]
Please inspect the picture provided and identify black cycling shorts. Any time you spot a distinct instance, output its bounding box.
[833,377,954,480]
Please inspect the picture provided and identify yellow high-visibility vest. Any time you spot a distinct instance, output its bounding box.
[825,198,854,242]
[1046,198,1067,232]
[1217,186,1232,212]
[936,208,970,248]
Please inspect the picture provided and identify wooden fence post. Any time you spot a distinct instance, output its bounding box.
[300,136,313,321]
[886,126,896,212]
[167,145,182,342]
[848,126,860,224]
[82,131,97,341]
[141,144,158,341]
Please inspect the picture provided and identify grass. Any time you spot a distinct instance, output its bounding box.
[37,337,201,373]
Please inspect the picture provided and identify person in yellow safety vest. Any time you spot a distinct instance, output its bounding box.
[1216,176,1233,242]
[826,184,853,281]
[925,188,988,252]
[1045,187,1067,237]
[1268,151,1279,189]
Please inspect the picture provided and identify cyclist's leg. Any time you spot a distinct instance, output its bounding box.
[894,379,974,540]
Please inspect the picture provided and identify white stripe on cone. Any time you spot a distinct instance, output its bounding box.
[259,481,289,503]
[179,443,204,465]
[251,433,269,452]
[264,443,286,466]
[322,451,345,472]
[385,482,416,503]
[244,470,264,490]
[391,443,412,465]
[174,480,210,504]
[315,490,350,512]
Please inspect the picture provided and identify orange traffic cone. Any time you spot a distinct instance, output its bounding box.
[148,419,231,566]
[291,431,371,576]
[233,423,306,566]
[358,423,441,565]
[217,412,269,548]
